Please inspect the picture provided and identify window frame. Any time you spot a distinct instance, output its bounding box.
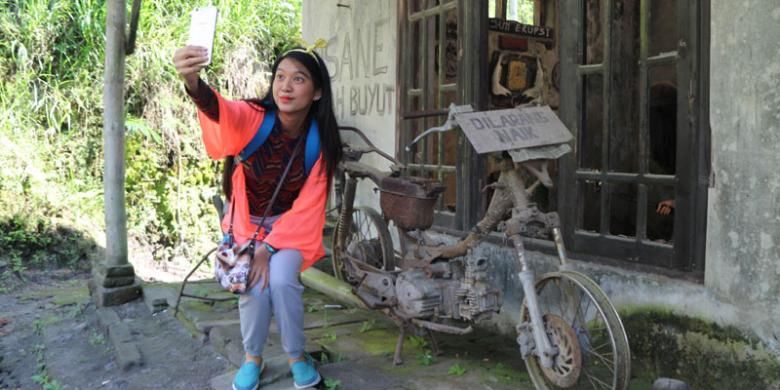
[557,0,710,274]
[397,0,487,231]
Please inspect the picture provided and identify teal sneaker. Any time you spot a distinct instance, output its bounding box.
[232,361,264,390]
[291,355,321,389]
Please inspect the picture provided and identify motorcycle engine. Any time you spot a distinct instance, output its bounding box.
[395,269,449,319]
[394,256,502,321]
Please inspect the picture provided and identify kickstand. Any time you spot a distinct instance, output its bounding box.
[427,328,441,356]
[393,325,405,365]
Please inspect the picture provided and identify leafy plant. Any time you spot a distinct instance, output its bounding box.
[359,319,375,333]
[448,363,467,376]
[417,350,434,366]
[323,378,341,390]
[88,330,105,346]
[31,339,62,390]
[408,335,428,349]
[33,320,45,335]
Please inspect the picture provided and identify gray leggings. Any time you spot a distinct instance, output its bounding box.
[238,215,305,359]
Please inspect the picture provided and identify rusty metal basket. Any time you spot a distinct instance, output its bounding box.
[379,176,445,230]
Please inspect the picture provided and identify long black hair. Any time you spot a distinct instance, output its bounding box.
[222,47,342,198]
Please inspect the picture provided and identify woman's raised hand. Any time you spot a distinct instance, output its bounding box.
[173,45,209,92]
[247,244,272,292]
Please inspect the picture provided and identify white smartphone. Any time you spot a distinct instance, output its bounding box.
[187,6,218,66]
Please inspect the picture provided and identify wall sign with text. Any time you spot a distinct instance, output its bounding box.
[488,18,554,40]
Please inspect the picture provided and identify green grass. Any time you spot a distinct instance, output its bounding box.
[0,0,303,268]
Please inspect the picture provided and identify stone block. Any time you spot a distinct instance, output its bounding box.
[208,324,245,367]
[194,319,240,334]
[209,370,234,390]
[101,275,137,288]
[653,378,690,390]
[96,264,136,277]
[96,308,121,328]
[141,284,176,314]
[90,278,142,307]
[114,341,143,371]
[258,354,293,386]
[94,266,136,288]
[108,322,134,345]
[209,355,294,389]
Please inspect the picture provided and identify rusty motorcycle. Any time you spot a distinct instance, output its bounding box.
[331,106,630,390]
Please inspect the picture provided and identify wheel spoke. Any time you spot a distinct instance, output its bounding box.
[589,340,614,353]
[555,286,567,318]
[583,367,612,390]
[570,290,585,327]
[585,349,615,375]
[581,292,594,324]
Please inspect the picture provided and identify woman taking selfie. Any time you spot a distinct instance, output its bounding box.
[173,44,341,390]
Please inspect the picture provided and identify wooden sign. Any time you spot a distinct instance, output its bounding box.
[455,106,572,154]
[489,18,554,40]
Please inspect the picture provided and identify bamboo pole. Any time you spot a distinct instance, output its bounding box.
[301,267,367,309]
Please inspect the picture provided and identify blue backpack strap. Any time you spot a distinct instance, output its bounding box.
[237,109,320,175]
[304,120,320,176]
[236,110,276,163]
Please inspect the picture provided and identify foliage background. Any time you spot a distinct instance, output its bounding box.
[0,0,302,280]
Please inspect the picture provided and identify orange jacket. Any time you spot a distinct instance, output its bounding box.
[197,88,327,270]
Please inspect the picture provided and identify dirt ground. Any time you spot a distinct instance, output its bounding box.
[0,269,229,390]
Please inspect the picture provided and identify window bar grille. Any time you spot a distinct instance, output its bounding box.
[599,0,612,236]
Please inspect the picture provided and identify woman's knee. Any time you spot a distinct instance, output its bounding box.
[268,249,303,290]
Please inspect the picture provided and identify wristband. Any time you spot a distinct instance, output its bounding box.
[263,242,278,255]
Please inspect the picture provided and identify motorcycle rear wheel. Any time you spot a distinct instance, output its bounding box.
[332,206,395,283]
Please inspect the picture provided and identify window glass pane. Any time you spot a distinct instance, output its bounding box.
[580,74,604,170]
[489,0,498,18]
[608,0,640,173]
[649,0,678,57]
[609,183,637,237]
[441,171,457,212]
[408,0,424,14]
[410,95,421,112]
[584,0,604,64]
[506,0,535,24]
[441,130,458,166]
[410,21,422,89]
[527,161,557,212]
[648,64,677,175]
[406,117,429,164]
[441,9,458,85]
[647,184,675,243]
[424,16,437,103]
[439,90,457,110]
[578,180,601,233]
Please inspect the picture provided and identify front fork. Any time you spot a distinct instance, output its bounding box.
[511,232,558,369]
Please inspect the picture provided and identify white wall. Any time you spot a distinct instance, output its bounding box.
[705,0,780,350]
[303,0,399,209]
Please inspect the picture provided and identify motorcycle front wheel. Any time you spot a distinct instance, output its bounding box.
[520,270,631,390]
